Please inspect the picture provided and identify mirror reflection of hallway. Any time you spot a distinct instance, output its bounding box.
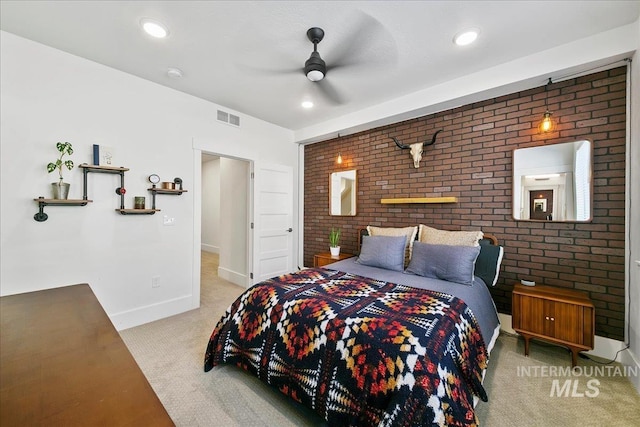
[530,190,554,221]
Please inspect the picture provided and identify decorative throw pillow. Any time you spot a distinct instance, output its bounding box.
[418,224,483,247]
[367,225,418,267]
[406,242,481,285]
[475,239,504,286]
[356,235,407,272]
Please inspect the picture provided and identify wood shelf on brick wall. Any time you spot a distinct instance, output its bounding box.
[380,197,457,204]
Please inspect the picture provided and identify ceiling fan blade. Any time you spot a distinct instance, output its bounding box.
[315,78,344,105]
[235,62,302,77]
[327,11,396,71]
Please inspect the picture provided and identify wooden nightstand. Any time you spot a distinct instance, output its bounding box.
[512,283,595,367]
[314,252,354,267]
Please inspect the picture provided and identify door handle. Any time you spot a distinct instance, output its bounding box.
[286,228,293,232]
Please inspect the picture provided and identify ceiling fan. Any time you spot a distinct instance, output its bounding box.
[246,13,396,106]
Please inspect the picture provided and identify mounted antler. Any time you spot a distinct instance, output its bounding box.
[391,129,442,168]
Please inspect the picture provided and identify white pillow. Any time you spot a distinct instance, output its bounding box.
[418,224,483,247]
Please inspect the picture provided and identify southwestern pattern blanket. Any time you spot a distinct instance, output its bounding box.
[204,268,489,426]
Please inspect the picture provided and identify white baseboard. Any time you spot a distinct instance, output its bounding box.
[621,348,640,394]
[218,266,247,287]
[498,313,516,334]
[201,244,219,253]
[498,313,625,361]
[111,294,195,331]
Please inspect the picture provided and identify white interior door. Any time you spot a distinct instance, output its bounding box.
[253,162,294,283]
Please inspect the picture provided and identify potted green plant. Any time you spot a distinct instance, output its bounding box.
[329,227,341,257]
[47,141,74,199]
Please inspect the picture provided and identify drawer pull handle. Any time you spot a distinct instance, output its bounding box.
[550,317,555,321]
[545,316,549,320]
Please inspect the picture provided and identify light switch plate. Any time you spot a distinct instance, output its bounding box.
[163,215,175,226]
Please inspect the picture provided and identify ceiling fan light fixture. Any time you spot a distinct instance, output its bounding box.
[453,29,479,46]
[306,70,325,82]
[305,51,326,82]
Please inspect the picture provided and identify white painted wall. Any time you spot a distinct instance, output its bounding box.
[0,31,296,330]
[201,156,220,253]
[623,18,640,394]
[218,157,249,286]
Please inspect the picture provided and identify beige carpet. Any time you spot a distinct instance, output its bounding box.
[120,252,640,426]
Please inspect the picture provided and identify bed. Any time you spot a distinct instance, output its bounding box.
[204,225,503,426]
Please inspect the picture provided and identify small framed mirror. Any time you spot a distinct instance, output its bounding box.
[513,140,592,222]
[330,170,357,216]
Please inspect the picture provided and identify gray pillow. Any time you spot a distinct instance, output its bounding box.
[356,235,406,272]
[406,242,481,285]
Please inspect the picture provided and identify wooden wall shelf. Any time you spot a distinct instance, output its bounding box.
[116,209,160,215]
[380,197,458,204]
[78,164,129,173]
[33,197,93,222]
[148,188,187,195]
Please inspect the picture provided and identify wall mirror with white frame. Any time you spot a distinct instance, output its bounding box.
[330,169,357,216]
[513,140,592,222]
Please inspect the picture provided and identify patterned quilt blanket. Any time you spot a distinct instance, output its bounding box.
[204,268,488,426]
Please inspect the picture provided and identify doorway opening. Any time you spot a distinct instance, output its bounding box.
[201,153,252,297]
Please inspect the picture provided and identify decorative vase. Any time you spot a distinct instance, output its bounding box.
[51,182,70,200]
[330,246,340,258]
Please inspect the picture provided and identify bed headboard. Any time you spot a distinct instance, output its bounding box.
[356,227,498,253]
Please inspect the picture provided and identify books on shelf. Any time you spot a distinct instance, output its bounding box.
[92,144,114,166]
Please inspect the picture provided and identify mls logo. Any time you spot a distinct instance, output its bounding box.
[550,379,600,397]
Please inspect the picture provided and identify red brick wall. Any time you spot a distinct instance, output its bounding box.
[304,67,627,341]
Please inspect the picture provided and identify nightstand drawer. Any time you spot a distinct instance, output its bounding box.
[314,252,354,267]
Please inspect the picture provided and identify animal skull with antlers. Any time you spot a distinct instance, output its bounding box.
[391,130,442,168]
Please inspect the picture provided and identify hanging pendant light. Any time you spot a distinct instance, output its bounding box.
[539,78,556,133]
[540,110,554,133]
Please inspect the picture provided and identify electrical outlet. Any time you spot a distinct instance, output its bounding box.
[163,215,175,226]
[151,276,160,288]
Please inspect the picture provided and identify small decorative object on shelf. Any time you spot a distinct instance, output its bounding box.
[174,177,183,190]
[46,141,74,200]
[329,227,341,257]
[134,196,145,209]
[92,144,115,166]
[148,174,160,188]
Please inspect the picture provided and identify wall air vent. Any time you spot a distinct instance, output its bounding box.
[217,109,240,127]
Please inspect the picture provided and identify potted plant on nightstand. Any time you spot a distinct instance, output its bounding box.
[46,141,74,199]
[329,227,341,258]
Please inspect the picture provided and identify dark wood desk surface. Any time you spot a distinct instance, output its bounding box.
[0,284,174,426]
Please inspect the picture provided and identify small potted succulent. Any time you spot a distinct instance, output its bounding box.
[329,227,341,257]
[47,141,74,199]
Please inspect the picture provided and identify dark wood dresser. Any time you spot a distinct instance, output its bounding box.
[0,284,174,426]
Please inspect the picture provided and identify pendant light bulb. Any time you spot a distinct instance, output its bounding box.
[336,153,343,164]
[540,110,554,133]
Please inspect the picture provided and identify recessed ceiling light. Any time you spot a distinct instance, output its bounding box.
[454,29,479,46]
[167,67,183,79]
[301,101,314,109]
[141,18,169,38]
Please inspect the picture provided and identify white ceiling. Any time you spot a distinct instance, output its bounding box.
[1,1,639,132]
